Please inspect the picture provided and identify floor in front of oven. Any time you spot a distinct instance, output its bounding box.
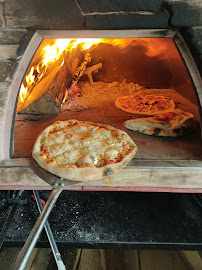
[0,247,201,269]
[13,82,202,161]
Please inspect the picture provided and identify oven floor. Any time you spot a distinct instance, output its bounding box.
[13,82,202,161]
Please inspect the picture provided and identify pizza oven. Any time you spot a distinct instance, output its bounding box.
[0,29,201,192]
[0,1,202,192]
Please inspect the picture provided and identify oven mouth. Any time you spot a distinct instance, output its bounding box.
[12,30,202,158]
[2,29,202,192]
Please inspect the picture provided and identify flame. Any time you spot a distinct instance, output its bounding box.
[18,38,104,105]
[62,84,80,105]
[62,88,68,103]
[70,38,102,50]
[19,83,27,102]
[130,38,176,59]
[61,60,64,67]
[42,39,72,66]
[25,66,35,85]
[102,38,132,48]
[143,39,167,57]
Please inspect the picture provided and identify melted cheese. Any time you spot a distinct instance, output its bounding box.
[116,94,175,114]
[124,109,194,135]
[41,121,133,168]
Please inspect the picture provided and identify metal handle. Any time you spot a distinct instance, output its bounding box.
[13,188,63,270]
[33,190,66,270]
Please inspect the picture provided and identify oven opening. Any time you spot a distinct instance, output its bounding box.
[13,37,201,161]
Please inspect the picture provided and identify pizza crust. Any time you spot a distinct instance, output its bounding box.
[124,109,194,137]
[32,120,137,181]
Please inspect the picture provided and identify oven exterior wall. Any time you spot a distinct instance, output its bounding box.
[0,0,201,159]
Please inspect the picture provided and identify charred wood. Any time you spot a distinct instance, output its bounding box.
[18,48,83,115]
[83,63,102,85]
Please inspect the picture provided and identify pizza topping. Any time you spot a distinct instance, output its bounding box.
[153,112,176,122]
[124,109,194,137]
[39,120,135,168]
[105,157,121,164]
[105,148,119,157]
[115,94,175,115]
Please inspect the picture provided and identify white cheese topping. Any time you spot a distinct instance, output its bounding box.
[41,121,133,168]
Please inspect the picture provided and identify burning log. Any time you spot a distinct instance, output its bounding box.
[63,55,102,104]
[19,48,83,115]
[72,53,92,83]
[65,53,92,95]
[19,94,60,115]
[18,64,61,113]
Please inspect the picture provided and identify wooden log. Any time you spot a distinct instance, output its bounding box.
[63,53,92,100]
[45,49,83,106]
[19,94,60,115]
[17,63,61,113]
[18,48,83,115]
[83,63,102,85]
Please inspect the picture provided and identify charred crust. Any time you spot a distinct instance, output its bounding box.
[174,127,188,135]
[152,128,162,136]
[174,128,182,134]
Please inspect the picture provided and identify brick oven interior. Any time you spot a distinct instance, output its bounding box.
[13,36,202,163]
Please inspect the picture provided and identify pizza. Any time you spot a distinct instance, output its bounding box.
[115,94,175,116]
[124,109,194,137]
[32,120,137,181]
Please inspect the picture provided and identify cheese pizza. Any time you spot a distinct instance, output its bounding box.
[124,109,194,137]
[115,94,175,116]
[32,120,137,181]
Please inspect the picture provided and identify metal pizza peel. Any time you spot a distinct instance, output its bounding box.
[13,158,80,270]
[30,158,80,187]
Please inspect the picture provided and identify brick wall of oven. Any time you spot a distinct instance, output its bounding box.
[0,0,201,159]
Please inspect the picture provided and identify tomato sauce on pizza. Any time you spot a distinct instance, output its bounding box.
[124,109,194,137]
[115,94,175,116]
[32,120,137,181]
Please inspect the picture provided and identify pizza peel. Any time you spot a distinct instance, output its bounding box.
[14,123,137,269]
[30,158,81,187]
[13,158,80,270]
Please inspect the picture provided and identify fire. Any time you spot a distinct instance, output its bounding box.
[62,84,80,105]
[18,37,172,108]
[18,38,104,106]
[42,39,72,66]
[19,84,27,102]
[62,88,68,103]
[70,38,102,50]
[19,67,34,102]
[130,38,177,59]
[26,66,35,85]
